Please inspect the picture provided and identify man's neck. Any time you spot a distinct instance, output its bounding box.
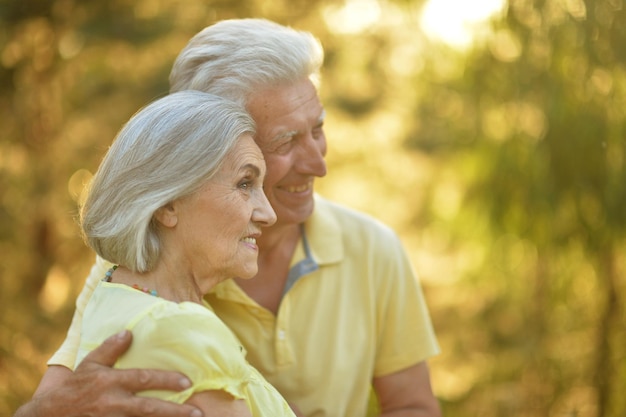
[235,222,302,314]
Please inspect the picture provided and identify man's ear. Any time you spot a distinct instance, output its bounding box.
[154,202,178,228]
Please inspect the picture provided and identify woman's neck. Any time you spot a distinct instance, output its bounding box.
[110,263,208,305]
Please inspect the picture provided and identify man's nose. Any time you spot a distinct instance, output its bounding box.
[295,134,327,177]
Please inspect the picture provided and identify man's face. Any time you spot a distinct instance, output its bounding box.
[247,78,327,227]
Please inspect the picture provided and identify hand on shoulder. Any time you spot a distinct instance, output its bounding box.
[14,330,203,417]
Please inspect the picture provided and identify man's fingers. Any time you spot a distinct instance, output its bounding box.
[71,330,200,416]
[80,330,133,367]
[80,330,194,392]
[117,367,193,393]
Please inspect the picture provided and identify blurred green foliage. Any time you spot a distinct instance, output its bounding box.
[1,0,624,416]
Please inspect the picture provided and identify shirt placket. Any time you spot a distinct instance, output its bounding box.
[274,296,294,367]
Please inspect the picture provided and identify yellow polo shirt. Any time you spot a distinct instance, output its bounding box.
[50,195,439,417]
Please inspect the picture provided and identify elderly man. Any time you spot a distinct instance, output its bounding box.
[14,18,440,417]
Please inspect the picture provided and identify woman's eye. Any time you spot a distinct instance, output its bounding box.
[239,180,252,190]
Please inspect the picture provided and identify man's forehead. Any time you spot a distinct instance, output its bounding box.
[257,108,325,143]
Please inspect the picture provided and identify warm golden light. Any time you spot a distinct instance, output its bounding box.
[419,0,506,49]
[323,0,382,34]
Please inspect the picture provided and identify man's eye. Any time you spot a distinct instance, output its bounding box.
[313,127,324,139]
[273,140,293,154]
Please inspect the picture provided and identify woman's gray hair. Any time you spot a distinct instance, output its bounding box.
[80,90,255,272]
[169,18,324,107]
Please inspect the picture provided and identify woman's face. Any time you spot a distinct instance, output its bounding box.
[167,134,276,287]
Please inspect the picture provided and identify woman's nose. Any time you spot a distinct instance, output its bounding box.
[255,192,277,227]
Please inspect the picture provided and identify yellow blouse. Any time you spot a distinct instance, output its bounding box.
[75,281,295,416]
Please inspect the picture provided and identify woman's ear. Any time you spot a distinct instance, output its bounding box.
[154,202,178,228]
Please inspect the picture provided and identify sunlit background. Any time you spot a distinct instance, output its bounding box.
[1,0,625,416]
[421,0,506,48]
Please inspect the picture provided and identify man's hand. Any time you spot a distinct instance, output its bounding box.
[13,330,203,417]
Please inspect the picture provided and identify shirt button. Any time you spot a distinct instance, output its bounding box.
[278,330,286,340]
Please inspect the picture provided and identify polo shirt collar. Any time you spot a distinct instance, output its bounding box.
[304,194,344,266]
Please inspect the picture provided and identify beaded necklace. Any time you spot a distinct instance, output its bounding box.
[102,265,159,297]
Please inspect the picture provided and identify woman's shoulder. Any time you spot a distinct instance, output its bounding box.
[135,298,242,351]
[122,296,247,375]
[115,297,251,403]
[91,283,238,349]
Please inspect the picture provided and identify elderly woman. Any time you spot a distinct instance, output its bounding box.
[74,90,291,417]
